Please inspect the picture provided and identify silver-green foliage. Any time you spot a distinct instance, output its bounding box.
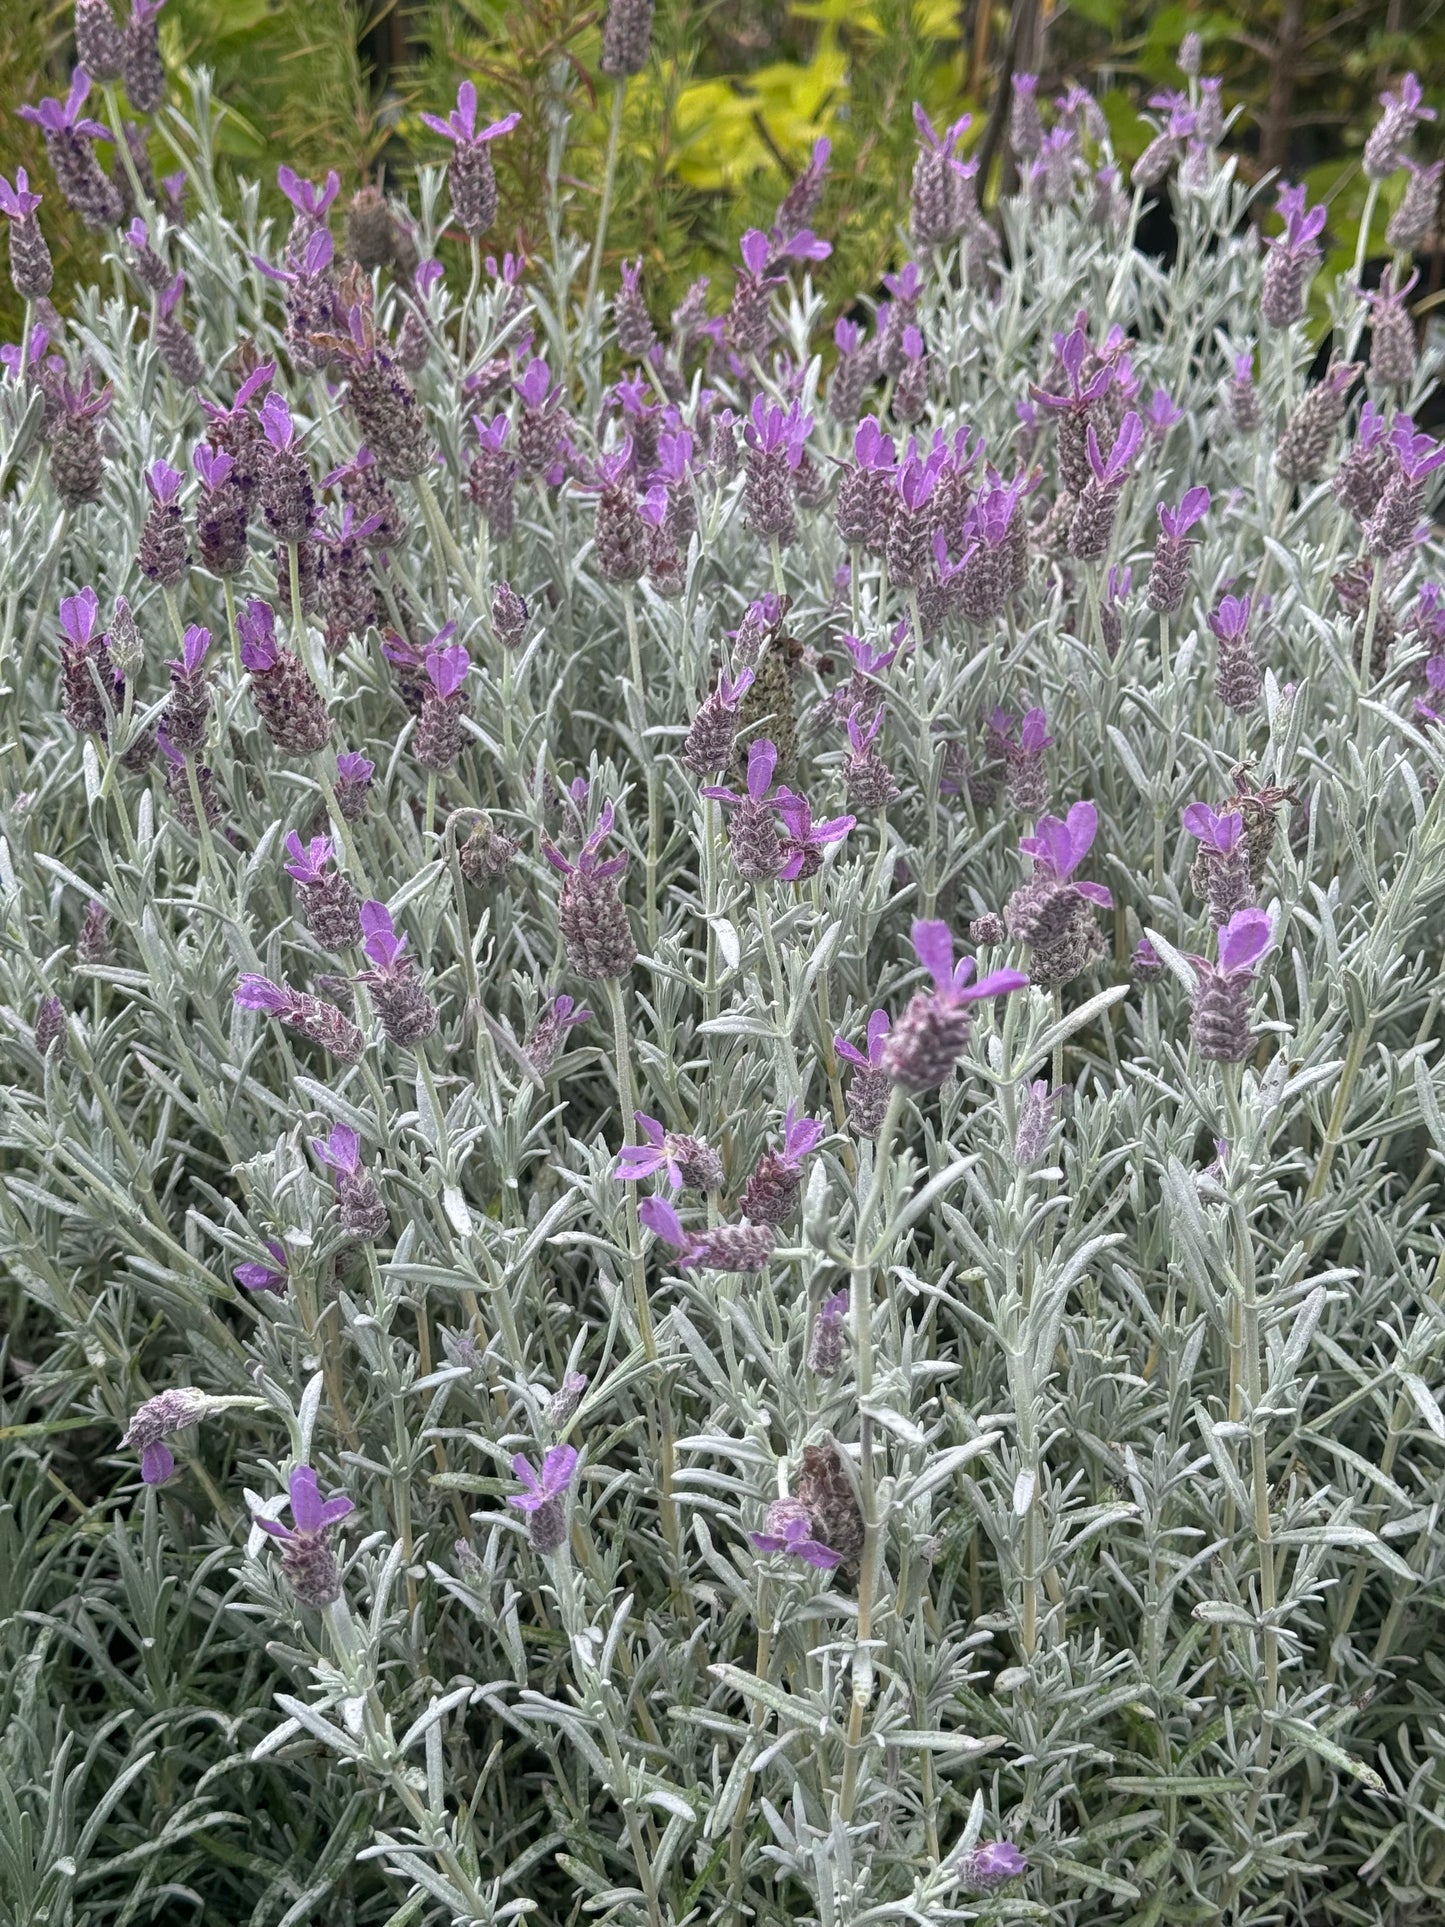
[1,52,1445,1927]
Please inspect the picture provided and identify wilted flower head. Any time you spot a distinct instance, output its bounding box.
[750,1497,840,1569]
[120,1386,218,1485]
[959,1841,1027,1894]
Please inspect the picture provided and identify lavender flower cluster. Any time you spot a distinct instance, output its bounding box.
[1,12,1444,1925]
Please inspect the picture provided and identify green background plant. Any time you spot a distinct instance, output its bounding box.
[3,0,1443,345]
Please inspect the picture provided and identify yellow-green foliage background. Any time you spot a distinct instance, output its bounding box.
[1,0,1440,342]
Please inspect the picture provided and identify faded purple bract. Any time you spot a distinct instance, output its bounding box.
[959,1841,1027,1894]
[121,1386,217,1486]
[750,1497,840,1570]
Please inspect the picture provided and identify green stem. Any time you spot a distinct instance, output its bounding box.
[1344,180,1382,359]
[621,586,660,955]
[102,83,153,222]
[702,794,721,1025]
[1306,1025,1372,1210]
[182,753,218,882]
[287,541,324,693]
[414,470,485,613]
[583,81,627,334]
[1357,557,1385,690]
[840,1085,906,1821]
[604,977,685,1588]
[753,880,800,1100]
[316,762,374,899]
[1223,1068,1278,1733]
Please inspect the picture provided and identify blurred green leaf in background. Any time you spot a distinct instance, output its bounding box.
[2,0,1442,343]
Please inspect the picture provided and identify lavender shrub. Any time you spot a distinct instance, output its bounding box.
[0,33,1444,1927]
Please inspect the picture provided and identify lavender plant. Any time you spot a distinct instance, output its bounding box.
[2,24,1445,1927]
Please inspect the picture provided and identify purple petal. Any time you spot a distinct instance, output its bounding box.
[234,1260,287,1294]
[1032,816,1076,878]
[287,1465,325,1534]
[864,1009,892,1062]
[1063,799,1098,868]
[1218,907,1273,976]
[746,738,779,802]
[958,967,1030,1002]
[540,1444,578,1497]
[510,1451,542,1497]
[234,974,290,1013]
[911,919,956,991]
[140,1440,175,1484]
[638,1195,686,1248]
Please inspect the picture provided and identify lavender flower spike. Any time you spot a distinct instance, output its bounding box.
[253,1465,355,1608]
[420,81,520,236]
[703,738,788,881]
[1147,485,1210,615]
[508,1445,578,1554]
[1184,802,1251,926]
[638,1196,775,1273]
[807,1289,850,1374]
[543,802,637,981]
[835,1009,894,1136]
[739,1103,826,1224]
[1005,801,1115,989]
[358,900,438,1046]
[880,920,1028,1093]
[1188,907,1274,1062]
